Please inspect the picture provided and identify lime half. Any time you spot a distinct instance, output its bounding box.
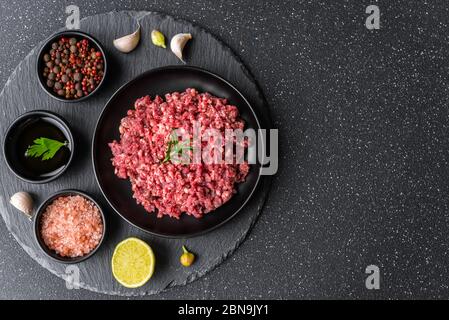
[112,237,155,288]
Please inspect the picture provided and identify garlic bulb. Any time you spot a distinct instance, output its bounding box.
[10,192,33,219]
[170,33,192,63]
[113,23,141,53]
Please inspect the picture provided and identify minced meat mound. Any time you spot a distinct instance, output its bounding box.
[109,88,249,219]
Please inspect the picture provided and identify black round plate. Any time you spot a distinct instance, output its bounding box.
[92,66,262,238]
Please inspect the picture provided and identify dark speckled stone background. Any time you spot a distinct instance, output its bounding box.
[1,0,449,299]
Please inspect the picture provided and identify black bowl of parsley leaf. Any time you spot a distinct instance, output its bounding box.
[3,110,74,184]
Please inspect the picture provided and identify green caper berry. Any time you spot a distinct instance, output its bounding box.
[151,30,166,49]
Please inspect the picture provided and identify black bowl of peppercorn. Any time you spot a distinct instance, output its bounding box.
[36,30,107,102]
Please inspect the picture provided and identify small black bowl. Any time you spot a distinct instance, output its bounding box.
[34,190,106,264]
[36,30,108,103]
[3,110,75,184]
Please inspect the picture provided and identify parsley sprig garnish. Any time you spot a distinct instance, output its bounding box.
[25,137,68,161]
[163,131,193,163]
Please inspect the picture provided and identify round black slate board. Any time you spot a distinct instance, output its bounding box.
[0,11,271,296]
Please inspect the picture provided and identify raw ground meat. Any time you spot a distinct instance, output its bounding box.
[109,88,250,219]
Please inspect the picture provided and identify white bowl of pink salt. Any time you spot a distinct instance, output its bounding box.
[34,190,106,263]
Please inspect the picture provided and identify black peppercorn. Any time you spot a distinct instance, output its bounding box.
[41,35,104,99]
[74,72,83,82]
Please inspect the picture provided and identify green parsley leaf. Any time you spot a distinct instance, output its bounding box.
[25,137,67,161]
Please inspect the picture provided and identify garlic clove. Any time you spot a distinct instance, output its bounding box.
[170,33,192,63]
[113,23,141,53]
[10,192,34,219]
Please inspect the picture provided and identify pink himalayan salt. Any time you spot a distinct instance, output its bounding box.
[40,195,103,258]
